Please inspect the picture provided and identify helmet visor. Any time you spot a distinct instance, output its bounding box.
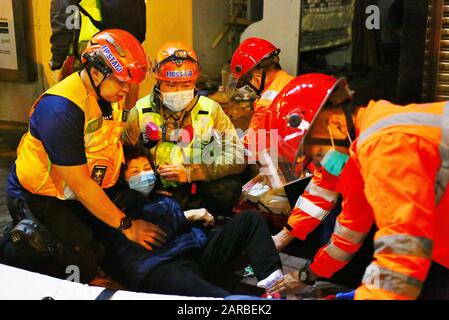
[117,58,149,84]
[256,148,312,191]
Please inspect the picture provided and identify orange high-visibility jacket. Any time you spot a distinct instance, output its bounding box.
[286,166,340,240]
[309,99,449,300]
[243,70,293,150]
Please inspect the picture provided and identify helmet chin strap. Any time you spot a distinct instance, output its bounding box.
[256,69,266,96]
[86,67,112,117]
[153,84,163,108]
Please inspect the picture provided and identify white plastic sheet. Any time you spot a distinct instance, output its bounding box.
[0,263,221,300]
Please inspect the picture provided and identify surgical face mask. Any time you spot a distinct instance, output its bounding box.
[317,123,350,176]
[127,170,156,197]
[320,149,349,177]
[162,89,194,112]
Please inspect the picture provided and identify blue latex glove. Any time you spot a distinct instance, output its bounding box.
[335,290,355,300]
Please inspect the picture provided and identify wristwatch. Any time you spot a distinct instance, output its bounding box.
[298,262,317,286]
[117,216,132,232]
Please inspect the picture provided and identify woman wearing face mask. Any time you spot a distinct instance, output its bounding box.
[123,41,245,217]
[125,157,156,198]
[92,145,283,297]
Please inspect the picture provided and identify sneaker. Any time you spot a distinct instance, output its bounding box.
[242,265,255,277]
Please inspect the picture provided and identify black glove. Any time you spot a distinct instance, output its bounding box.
[9,219,61,258]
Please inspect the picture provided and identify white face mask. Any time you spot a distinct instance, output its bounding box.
[162,89,194,112]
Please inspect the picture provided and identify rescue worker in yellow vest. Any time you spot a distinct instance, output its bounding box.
[123,42,245,216]
[5,30,166,283]
[267,97,449,299]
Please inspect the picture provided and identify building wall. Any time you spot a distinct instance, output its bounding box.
[144,0,193,94]
[0,0,50,123]
[192,0,229,82]
[0,0,193,123]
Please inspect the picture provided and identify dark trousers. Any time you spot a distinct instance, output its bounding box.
[419,262,449,300]
[140,211,282,297]
[4,196,104,283]
[173,174,243,216]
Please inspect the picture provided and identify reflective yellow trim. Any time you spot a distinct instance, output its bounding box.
[324,242,354,262]
[305,180,339,203]
[334,221,367,245]
[374,234,433,259]
[362,264,424,298]
[35,156,52,193]
[295,196,330,220]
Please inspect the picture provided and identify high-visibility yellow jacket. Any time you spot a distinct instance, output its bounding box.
[309,100,449,300]
[123,93,245,183]
[15,72,125,199]
[78,0,102,43]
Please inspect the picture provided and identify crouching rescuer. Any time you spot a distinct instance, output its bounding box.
[2,29,167,283]
[123,41,246,216]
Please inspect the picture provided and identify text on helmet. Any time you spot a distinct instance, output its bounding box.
[166,70,193,78]
[101,44,124,73]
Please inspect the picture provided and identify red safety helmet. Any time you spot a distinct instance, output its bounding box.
[153,41,200,82]
[231,37,280,88]
[82,29,149,84]
[266,73,349,164]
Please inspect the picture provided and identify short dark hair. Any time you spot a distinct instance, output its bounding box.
[120,144,155,183]
[123,144,150,165]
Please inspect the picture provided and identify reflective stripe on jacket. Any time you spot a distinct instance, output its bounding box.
[311,99,449,300]
[135,94,214,170]
[15,73,125,199]
[286,166,340,240]
[135,94,215,161]
[123,93,245,182]
[136,95,214,188]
